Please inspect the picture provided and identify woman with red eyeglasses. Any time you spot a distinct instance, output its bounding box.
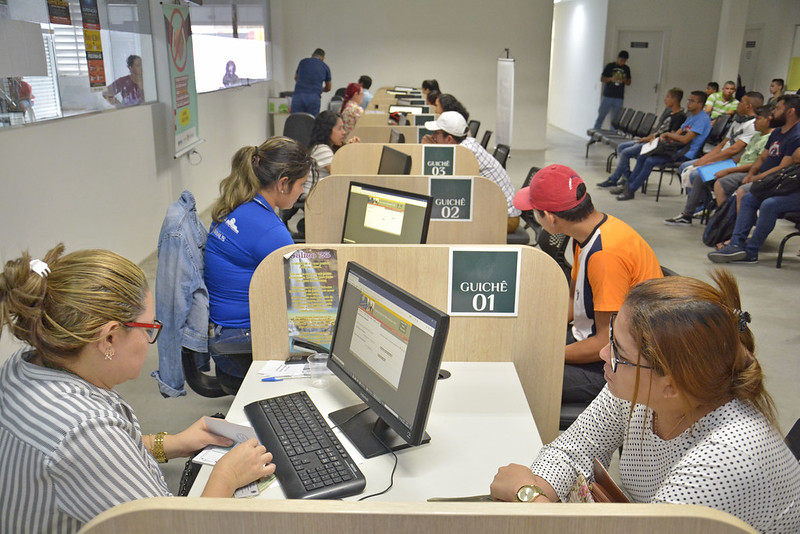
[0,244,274,534]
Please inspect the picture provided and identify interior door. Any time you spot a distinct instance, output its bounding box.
[617,30,664,113]
[738,27,761,92]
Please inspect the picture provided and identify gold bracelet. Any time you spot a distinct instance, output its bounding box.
[153,431,168,464]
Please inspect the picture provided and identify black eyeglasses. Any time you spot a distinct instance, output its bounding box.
[124,320,163,344]
[609,313,651,373]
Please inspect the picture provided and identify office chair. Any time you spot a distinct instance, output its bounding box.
[467,120,480,138]
[480,130,492,149]
[334,87,346,98]
[328,96,343,114]
[786,418,800,460]
[492,143,510,169]
[645,142,693,201]
[283,113,315,148]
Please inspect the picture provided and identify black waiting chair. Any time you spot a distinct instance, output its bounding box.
[644,142,693,201]
[480,130,492,149]
[334,87,346,98]
[586,107,628,158]
[516,166,543,246]
[283,112,315,148]
[776,212,800,269]
[703,114,732,150]
[493,144,510,169]
[605,112,657,172]
[467,120,480,138]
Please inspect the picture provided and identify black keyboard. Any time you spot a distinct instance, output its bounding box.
[244,391,366,499]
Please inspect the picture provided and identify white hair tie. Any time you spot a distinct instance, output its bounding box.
[29,259,51,278]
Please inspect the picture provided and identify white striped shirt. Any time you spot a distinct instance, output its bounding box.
[460,137,522,217]
[0,348,170,534]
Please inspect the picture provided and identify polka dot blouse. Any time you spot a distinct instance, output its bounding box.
[531,386,800,533]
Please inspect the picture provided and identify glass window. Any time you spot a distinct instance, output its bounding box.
[189,0,270,94]
[0,0,154,128]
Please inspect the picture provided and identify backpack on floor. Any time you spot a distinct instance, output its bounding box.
[702,195,737,247]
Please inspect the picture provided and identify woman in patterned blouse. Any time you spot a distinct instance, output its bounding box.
[491,270,800,533]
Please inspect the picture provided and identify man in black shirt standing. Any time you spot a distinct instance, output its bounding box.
[593,51,632,129]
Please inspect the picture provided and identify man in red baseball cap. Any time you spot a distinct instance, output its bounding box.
[514,165,662,405]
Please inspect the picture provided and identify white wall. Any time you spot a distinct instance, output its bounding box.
[604,0,723,105]
[272,0,553,150]
[745,0,800,94]
[548,0,608,137]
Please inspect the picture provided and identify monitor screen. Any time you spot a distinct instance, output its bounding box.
[397,98,426,106]
[393,86,418,92]
[327,262,450,458]
[377,146,412,175]
[341,182,432,245]
[389,105,425,115]
[388,128,405,144]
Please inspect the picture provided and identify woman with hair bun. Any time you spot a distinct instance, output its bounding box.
[491,270,800,533]
[0,244,274,534]
[205,136,315,378]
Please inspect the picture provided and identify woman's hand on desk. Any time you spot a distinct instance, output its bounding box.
[203,439,275,497]
[346,136,361,144]
[166,417,236,459]
[490,463,555,503]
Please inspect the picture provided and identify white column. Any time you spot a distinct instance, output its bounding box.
[712,0,749,84]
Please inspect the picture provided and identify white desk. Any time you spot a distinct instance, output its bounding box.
[188,361,542,500]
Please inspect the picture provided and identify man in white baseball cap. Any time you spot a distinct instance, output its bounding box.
[423,111,521,232]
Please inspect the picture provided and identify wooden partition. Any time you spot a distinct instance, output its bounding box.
[304,175,506,244]
[347,125,421,143]
[331,143,479,176]
[358,113,393,126]
[81,499,759,534]
[249,244,568,442]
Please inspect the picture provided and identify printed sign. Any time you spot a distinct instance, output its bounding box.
[429,177,472,221]
[79,0,105,87]
[284,249,339,349]
[414,114,435,126]
[423,145,455,175]
[47,0,71,25]
[163,4,200,156]
[448,248,520,316]
[418,127,434,143]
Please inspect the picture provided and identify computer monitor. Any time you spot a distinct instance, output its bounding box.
[397,98,426,106]
[393,86,418,92]
[377,145,412,175]
[389,128,405,144]
[389,104,425,115]
[341,182,432,245]
[327,261,450,458]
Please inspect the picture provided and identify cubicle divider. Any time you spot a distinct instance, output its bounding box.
[331,143,479,176]
[304,175,507,244]
[80,498,759,534]
[249,244,569,443]
[347,125,422,143]
[357,113,394,126]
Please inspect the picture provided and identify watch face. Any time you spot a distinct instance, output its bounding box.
[517,485,536,502]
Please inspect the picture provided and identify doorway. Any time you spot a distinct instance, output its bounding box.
[617,30,664,113]
[738,27,761,92]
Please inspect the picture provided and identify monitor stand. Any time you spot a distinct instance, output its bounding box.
[329,403,430,459]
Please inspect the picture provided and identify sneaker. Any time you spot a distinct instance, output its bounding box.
[616,185,635,201]
[609,184,626,195]
[597,178,617,188]
[708,244,747,263]
[664,213,692,226]
[732,255,758,265]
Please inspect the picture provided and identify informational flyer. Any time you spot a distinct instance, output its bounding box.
[163,4,200,157]
[78,0,106,88]
[283,249,339,349]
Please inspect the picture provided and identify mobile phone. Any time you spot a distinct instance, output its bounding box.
[285,352,310,365]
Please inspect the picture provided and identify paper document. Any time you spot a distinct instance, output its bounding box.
[640,138,659,155]
[258,360,311,378]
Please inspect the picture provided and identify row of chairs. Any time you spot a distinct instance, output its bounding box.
[586,107,657,171]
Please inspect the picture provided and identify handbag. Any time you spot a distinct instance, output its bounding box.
[648,138,683,158]
[750,164,800,202]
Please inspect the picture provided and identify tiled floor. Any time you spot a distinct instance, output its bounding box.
[121,126,800,493]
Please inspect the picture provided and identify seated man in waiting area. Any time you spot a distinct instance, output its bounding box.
[514,165,662,404]
[611,90,711,201]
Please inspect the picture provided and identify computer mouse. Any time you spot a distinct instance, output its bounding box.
[437,369,451,380]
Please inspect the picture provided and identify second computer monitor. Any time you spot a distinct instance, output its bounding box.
[341,182,432,245]
[377,145,412,175]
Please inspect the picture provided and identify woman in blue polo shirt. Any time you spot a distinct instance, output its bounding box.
[205,136,315,377]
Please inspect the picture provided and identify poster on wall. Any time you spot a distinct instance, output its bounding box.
[78,0,106,88]
[162,4,201,158]
[46,0,71,25]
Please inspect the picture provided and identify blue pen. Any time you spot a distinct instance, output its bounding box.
[261,376,309,382]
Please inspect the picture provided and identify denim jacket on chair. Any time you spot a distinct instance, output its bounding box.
[151,190,210,397]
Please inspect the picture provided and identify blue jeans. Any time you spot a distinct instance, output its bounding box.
[608,140,642,183]
[627,153,674,193]
[208,325,253,378]
[291,92,321,116]
[730,191,800,257]
[594,96,623,129]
